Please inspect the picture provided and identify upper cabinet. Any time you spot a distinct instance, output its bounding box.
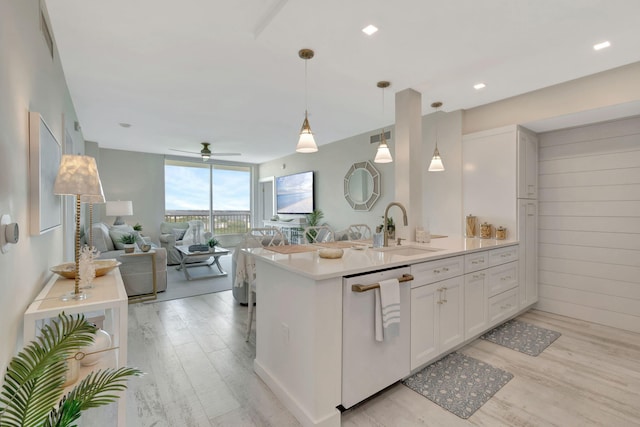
[517,127,539,199]
[462,125,539,236]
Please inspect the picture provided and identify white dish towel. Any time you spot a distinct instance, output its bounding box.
[374,278,401,342]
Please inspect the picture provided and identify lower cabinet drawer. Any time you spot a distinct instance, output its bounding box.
[488,288,518,326]
[487,261,518,297]
[488,245,519,267]
[411,256,464,287]
[465,251,489,273]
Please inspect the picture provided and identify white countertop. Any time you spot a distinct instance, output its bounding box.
[247,236,518,280]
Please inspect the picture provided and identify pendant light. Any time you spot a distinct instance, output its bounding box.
[428,101,445,171]
[296,49,318,153]
[374,81,393,163]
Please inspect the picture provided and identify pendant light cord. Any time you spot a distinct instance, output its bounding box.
[304,58,308,114]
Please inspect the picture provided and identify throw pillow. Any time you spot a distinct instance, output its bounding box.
[109,227,135,250]
[92,223,114,252]
[172,228,186,241]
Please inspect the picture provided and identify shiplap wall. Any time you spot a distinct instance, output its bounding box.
[537,116,640,333]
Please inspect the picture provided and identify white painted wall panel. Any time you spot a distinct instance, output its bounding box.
[539,256,639,283]
[537,116,640,332]
[539,216,640,233]
[539,270,640,300]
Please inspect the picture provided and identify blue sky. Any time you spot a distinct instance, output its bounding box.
[165,165,250,210]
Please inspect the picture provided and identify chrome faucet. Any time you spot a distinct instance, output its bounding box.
[383,202,408,247]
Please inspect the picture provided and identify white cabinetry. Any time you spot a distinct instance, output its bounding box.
[517,127,539,199]
[518,199,538,306]
[410,257,464,370]
[464,245,519,339]
[464,269,488,338]
[463,125,538,313]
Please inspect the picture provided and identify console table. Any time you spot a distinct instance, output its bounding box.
[263,220,307,244]
[23,267,128,426]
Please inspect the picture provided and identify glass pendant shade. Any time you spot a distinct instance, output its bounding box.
[374,142,393,163]
[428,101,445,172]
[374,131,393,163]
[373,81,393,163]
[428,147,445,171]
[296,111,318,153]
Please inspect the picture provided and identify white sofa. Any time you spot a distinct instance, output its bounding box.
[88,222,167,296]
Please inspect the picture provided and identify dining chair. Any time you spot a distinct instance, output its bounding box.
[346,224,372,241]
[303,225,334,244]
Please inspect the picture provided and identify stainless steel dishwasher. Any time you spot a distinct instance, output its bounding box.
[342,266,412,409]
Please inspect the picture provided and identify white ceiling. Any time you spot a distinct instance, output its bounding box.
[44,0,640,164]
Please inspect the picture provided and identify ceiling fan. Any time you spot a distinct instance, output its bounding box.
[169,142,241,161]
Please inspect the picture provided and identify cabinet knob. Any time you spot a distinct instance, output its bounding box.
[442,267,449,272]
[434,269,440,274]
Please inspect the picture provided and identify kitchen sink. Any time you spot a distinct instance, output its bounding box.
[373,246,444,256]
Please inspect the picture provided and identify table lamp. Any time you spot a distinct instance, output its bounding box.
[106,200,133,225]
[81,192,105,249]
[54,155,104,301]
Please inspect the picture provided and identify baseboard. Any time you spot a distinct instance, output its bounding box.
[253,359,341,427]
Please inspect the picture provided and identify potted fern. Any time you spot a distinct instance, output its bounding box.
[207,237,219,252]
[0,313,141,427]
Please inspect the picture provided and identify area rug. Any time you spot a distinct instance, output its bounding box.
[481,319,561,356]
[402,352,513,419]
[148,253,233,303]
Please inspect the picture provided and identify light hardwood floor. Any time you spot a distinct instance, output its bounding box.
[125,291,640,426]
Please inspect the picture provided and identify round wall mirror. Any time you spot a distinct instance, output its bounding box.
[344,161,380,211]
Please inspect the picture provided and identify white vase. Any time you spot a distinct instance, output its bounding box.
[81,328,112,366]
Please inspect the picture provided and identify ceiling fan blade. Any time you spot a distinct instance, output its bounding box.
[210,152,241,156]
[169,148,199,155]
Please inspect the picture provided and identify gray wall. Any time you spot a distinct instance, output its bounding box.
[95,148,166,243]
[0,1,84,372]
[259,128,396,234]
[259,109,464,239]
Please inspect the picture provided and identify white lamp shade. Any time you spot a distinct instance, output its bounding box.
[54,155,103,196]
[296,112,318,153]
[296,131,318,153]
[374,142,393,163]
[428,149,445,171]
[81,178,105,204]
[106,200,133,217]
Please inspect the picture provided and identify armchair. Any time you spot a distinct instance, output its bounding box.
[159,221,212,265]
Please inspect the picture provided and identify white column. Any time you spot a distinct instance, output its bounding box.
[394,88,423,240]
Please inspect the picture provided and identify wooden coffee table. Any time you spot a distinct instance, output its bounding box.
[175,245,229,281]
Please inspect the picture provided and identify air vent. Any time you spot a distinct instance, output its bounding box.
[40,9,54,59]
[370,131,391,144]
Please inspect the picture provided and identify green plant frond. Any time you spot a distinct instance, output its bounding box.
[0,313,96,427]
[65,367,142,411]
[45,395,82,427]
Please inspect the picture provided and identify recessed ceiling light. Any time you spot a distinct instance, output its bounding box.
[118,123,131,128]
[593,41,611,51]
[473,83,486,90]
[362,25,378,36]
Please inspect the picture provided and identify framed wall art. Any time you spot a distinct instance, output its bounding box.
[29,111,62,235]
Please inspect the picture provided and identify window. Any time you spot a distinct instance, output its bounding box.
[164,160,251,235]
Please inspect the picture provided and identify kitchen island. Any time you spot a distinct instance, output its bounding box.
[247,237,524,427]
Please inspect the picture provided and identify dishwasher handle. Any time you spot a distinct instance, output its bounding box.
[351,274,414,293]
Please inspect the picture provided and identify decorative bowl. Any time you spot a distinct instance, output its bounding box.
[50,260,122,279]
[318,248,344,259]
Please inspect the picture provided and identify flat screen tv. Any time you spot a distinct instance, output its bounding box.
[276,171,314,214]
